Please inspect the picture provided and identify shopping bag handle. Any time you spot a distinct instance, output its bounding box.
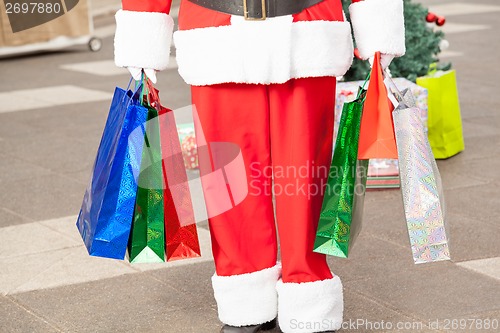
[356,71,371,102]
[382,69,405,108]
[136,71,162,108]
[121,77,144,108]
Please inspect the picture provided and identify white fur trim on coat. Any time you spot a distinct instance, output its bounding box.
[114,10,174,71]
[212,264,281,326]
[174,16,353,86]
[349,0,406,59]
[276,275,343,333]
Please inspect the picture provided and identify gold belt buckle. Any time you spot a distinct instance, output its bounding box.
[243,0,267,20]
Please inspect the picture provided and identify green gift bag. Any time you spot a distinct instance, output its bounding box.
[416,69,465,159]
[128,106,166,263]
[314,89,368,258]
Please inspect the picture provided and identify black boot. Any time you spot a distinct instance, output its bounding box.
[220,318,277,333]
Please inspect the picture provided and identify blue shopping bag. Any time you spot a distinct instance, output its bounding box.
[76,82,148,259]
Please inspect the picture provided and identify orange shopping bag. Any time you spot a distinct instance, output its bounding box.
[358,52,398,159]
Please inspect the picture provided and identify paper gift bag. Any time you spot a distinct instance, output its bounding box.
[314,89,368,258]
[358,52,398,159]
[128,106,166,263]
[416,69,465,159]
[77,82,148,259]
[143,79,201,262]
[390,86,450,264]
[161,108,201,261]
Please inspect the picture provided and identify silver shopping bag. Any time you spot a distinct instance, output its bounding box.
[390,87,451,264]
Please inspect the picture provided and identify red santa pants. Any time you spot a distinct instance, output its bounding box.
[193,76,335,282]
[192,77,343,330]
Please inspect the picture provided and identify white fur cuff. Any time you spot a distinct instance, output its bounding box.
[212,264,281,326]
[277,275,343,333]
[114,10,174,71]
[349,0,406,59]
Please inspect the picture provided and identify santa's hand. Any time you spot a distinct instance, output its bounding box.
[368,54,395,70]
[127,67,158,84]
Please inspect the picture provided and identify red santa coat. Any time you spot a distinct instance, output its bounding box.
[115,0,405,86]
[114,1,405,331]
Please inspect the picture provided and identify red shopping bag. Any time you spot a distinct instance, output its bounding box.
[144,80,201,262]
[358,52,398,159]
[160,107,201,261]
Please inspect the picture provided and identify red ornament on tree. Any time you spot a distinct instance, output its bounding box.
[426,12,437,23]
[436,16,446,26]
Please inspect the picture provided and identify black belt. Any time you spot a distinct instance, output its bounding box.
[188,0,325,20]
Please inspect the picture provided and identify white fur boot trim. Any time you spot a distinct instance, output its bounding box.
[349,0,406,59]
[212,264,281,326]
[114,10,174,71]
[277,275,343,333]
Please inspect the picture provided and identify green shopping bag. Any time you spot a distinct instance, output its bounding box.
[128,106,166,263]
[314,88,368,258]
[416,69,465,159]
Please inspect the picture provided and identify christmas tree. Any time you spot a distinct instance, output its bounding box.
[343,0,444,82]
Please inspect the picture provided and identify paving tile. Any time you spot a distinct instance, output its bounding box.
[428,3,500,17]
[150,306,220,333]
[8,246,137,295]
[60,57,178,76]
[328,234,415,283]
[435,155,474,179]
[0,132,98,175]
[344,262,500,320]
[462,117,500,139]
[0,208,33,228]
[0,174,85,221]
[0,248,71,295]
[446,214,500,262]
[39,215,82,243]
[2,216,213,297]
[444,182,500,224]
[464,136,500,161]
[0,92,43,113]
[0,296,60,333]
[439,23,490,35]
[356,189,410,248]
[341,289,432,332]
[462,156,500,183]
[0,154,52,184]
[438,168,488,191]
[433,136,500,164]
[0,86,112,114]
[457,257,500,281]
[0,116,45,140]
[59,168,94,185]
[13,100,109,144]
[60,60,129,76]
[439,50,464,58]
[147,261,216,308]
[11,272,201,333]
[0,222,79,260]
